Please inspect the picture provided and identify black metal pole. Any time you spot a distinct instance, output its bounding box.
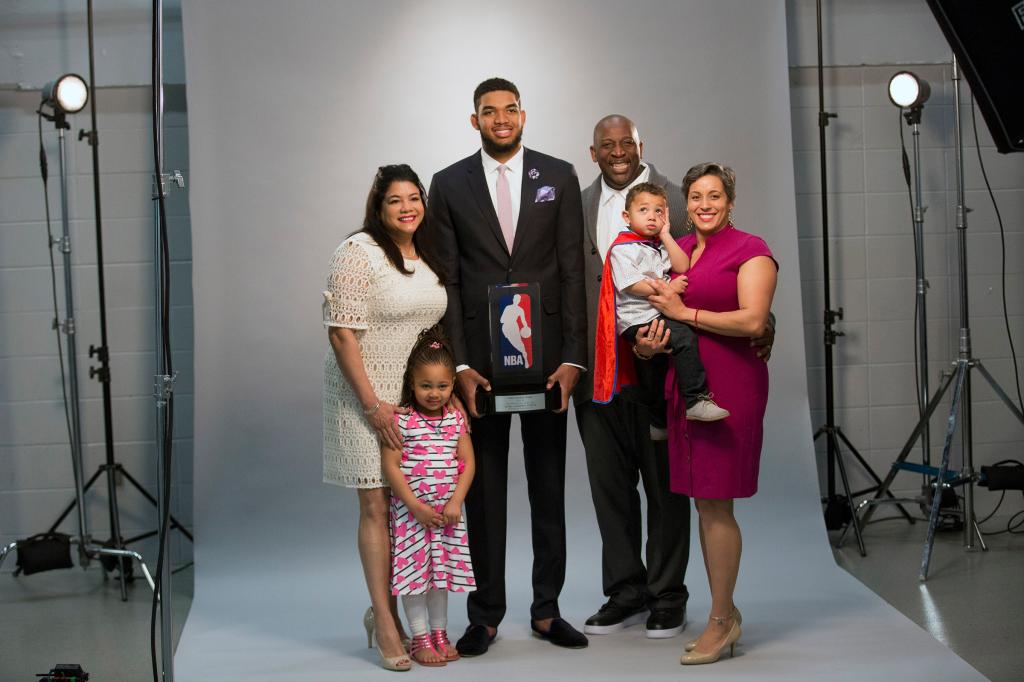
[82,0,130,599]
[816,0,839,500]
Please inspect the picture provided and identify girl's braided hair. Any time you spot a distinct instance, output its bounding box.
[399,324,457,408]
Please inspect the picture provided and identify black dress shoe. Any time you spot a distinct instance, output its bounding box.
[531,617,588,649]
[645,607,686,639]
[455,623,495,657]
[584,601,649,635]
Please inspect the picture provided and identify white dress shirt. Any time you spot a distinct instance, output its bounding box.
[596,163,651,261]
[481,146,524,235]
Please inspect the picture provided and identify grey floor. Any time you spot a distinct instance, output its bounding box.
[0,561,194,681]
[0,517,1018,681]
[831,513,1024,682]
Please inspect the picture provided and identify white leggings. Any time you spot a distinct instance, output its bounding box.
[401,589,448,636]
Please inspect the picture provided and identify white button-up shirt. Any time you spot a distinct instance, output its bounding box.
[596,163,651,261]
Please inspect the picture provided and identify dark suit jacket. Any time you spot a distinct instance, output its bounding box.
[429,148,587,379]
[574,162,686,403]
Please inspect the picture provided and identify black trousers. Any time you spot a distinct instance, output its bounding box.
[576,396,690,611]
[623,316,707,426]
[464,409,567,627]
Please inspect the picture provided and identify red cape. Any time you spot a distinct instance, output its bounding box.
[592,231,653,404]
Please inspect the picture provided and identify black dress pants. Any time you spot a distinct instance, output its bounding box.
[576,395,690,611]
[624,316,708,426]
[464,409,568,627]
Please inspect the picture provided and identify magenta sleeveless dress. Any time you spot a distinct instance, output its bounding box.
[666,225,776,499]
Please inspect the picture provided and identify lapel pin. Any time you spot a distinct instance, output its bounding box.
[528,168,540,180]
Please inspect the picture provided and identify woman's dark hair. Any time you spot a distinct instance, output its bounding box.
[359,164,447,283]
[399,325,457,408]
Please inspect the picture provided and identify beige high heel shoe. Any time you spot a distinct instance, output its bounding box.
[685,605,741,652]
[364,606,412,672]
[680,612,741,665]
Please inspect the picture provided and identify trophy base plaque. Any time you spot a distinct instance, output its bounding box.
[476,385,561,416]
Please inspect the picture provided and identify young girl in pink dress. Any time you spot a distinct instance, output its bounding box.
[381,326,476,667]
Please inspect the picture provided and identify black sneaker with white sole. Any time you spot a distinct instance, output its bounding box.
[645,607,685,638]
[583,602,649,635]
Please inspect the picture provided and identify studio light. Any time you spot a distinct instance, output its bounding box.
[41,73,89,114]
[888,71,931,110]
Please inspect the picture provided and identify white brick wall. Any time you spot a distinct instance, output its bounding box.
[791,63,1024,524]
[0,86,194,571]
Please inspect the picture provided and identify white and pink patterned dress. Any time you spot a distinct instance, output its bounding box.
[389,407,475,596]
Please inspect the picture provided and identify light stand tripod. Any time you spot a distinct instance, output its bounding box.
[856,56,1024,581]
[13,4,193,594]
[810,0,912,556]
[0,86,155,594]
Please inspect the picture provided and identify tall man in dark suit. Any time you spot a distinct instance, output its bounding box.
[429,78,589,655]
[575,114,692,639]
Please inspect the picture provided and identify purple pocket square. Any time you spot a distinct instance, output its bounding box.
[535,185,556,203]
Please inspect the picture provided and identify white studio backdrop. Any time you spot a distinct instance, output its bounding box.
[175,1,983,679]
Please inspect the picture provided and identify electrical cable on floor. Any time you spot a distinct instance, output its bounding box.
[37,109,77,483]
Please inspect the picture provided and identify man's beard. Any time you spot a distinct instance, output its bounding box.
[480,128,523,157]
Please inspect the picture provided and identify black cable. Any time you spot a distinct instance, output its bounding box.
[982,508,1024,536]
[37,109,77,486]
[898,112,925,461]
[969,94,1024,415]
[150,1,176,678]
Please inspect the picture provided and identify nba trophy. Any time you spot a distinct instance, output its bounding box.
[479,282,560,414]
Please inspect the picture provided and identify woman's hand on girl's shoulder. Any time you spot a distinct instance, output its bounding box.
[368,401,409,449]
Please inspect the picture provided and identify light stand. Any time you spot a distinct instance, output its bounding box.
[0,75,156,594]
[838,74,938,545]
[898,75,933,473]
[15,0,194,593]
[856,56,1024,580]
[151,1,182,678]
[810,0,911,556]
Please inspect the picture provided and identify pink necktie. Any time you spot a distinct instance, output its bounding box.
[496,164,514,252]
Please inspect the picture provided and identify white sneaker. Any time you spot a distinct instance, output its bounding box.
[685,396,729,422]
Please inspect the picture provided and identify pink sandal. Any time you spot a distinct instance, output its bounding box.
[409,633,446,667]
[431,628,460,662]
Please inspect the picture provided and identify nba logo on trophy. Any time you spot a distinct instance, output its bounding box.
[484,281,553,414]
[498,293,533,368]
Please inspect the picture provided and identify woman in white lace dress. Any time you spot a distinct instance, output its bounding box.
[323,164,448,671]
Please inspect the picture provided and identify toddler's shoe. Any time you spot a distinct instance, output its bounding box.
[685,396,729,422]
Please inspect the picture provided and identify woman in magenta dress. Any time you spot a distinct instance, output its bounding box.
[646,162,777,665]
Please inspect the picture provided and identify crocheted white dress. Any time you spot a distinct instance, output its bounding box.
[322,232,447,488]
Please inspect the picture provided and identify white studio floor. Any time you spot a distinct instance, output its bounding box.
[174,489,987,681]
